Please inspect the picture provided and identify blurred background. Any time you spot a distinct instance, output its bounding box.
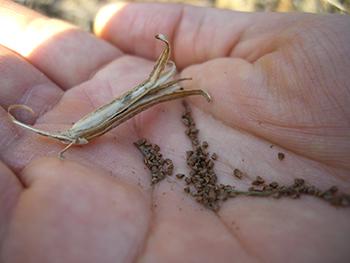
[14,0,350,31]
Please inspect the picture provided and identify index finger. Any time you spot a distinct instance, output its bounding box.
[94,2,286,68]
[94,2,246,69]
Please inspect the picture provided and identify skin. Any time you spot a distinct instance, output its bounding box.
[0,1,349,262]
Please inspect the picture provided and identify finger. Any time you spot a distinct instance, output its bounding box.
[0,45,63,122]
[0,161,22,245]
[94,2,296,68]
[182,57,350,170]
[94,2,246,68]
[0,0,122,89]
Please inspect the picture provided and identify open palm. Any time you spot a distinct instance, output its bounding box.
[0,2,349,262]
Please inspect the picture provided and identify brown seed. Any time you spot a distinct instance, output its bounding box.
[203,176,210,183]
[269,182,279,188]
[151,178,158,184]
[153,144,160,152]
[278,152,285,161]
[182,117,190,126]
[294,178,305,187]
[211,153,218,160]
[186,150,194,158]
[202,141,209,148]
[188,127,198,135]
[233,169,243,179]
[194,182,203,189]
[185,177,191,185]
[176,173,185,179]
[184,187,190,193]
[207,160,214,169]
[252,176,265,185]
[328,186,338,194]
[144,141,152,147]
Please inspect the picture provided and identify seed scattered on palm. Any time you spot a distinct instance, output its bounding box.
[134,101,350,211]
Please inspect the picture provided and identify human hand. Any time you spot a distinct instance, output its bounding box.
[0,1,349,262]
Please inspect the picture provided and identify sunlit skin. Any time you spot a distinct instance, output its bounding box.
[0,1,349,262]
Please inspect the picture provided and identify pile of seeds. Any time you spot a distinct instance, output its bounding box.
[133,101,350,211]
[180,101,350,210]
[134,138,174,184]
[238,176,350,206]
[181,101,234,211]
